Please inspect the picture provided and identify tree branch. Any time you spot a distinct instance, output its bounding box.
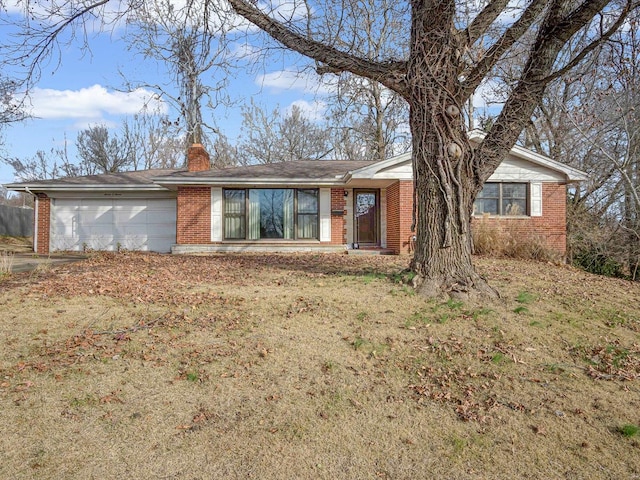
[475,0,619,183]
[227,0,408,95]
[7,0,111,89]
[464,0,512,46]
[458,0,548,103]
[542,0,638,84]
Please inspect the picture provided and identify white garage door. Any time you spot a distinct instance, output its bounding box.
[51,197,176,253]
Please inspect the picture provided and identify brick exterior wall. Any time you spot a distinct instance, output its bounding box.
[35,193,50,254]
[387,180,414,254]
[389,182,567,256]
[176,187,211,244]
[470,183,567,255]
[330,188,346,244]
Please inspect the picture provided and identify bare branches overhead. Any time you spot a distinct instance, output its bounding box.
[226,0,408,95]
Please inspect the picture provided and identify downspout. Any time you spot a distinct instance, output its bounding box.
[25,187,37,253]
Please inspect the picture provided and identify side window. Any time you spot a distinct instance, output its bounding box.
[474,183,528,216]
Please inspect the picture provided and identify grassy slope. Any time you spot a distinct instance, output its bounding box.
[0,252,638,479]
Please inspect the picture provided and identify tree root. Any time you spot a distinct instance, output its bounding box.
[412,271,499,301]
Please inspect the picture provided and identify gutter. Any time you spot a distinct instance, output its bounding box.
[5,184,172,193]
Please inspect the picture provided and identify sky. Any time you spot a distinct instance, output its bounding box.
[0,2,496,187]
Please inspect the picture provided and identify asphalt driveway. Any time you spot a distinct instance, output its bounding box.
[6,252,87,273]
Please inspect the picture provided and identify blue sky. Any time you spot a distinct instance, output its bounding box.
[0,4,330,185]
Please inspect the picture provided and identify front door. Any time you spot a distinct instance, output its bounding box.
[354,190,378,246]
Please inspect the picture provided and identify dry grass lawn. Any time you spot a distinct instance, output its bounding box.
[0,251,639,479]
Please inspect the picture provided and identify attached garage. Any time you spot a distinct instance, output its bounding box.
[50,195,176,253]
[5,169,180,255]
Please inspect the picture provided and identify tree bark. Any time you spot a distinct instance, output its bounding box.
[407,0,496,299]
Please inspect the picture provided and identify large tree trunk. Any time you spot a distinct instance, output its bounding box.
[407,0,496,299]
[408,104,496,299]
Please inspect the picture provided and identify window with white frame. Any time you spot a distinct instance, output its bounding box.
[474,183,528,216]
[223,188,319,240]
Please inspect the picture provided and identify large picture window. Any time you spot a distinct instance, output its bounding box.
[474,183,528,216]
[224,188,319,240]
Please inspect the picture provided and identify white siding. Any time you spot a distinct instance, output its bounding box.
[489,157,566,182]
[211,188,222,241]
[371,161,413,180]
[319,188,331,242]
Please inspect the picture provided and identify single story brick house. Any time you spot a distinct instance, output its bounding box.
[5,131,587,256]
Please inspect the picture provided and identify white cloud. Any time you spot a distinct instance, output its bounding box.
[286,99,327,122]
[25,85,167,120]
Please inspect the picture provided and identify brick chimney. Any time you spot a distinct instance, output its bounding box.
[187,143,211,172]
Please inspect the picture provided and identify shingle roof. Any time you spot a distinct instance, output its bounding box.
[160,160,378,181]
[4,169,182,188]
[4,160,381,191]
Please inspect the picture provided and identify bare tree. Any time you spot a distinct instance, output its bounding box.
[76,124,132,174]
[3,114,185,182]
[1,138,82,181]
[328,77,410,161]
[210,132,240,168]
[239,101,332,164]
[321,0,410,161]
[121,113,186,170]
[239,100,281,165]
[124,0,234,150]
[521,13,640,280]
[0,75,24,126]
[278,104,332,162]
[226,0,638,298]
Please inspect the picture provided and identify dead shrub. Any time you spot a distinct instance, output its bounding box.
[473,216,557,261]
[472,215,502,256]
[0,251,14,276]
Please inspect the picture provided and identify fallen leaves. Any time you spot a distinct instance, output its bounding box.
[27,252,406,306]
[570,341,640,381]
